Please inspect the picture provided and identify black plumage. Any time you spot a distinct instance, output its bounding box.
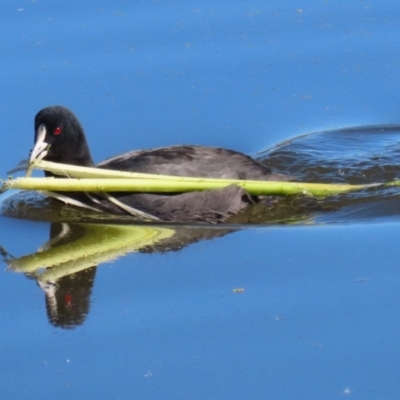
[30,106,289,222]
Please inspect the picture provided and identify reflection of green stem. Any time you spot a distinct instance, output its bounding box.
[1,159,386,198]
[8,224,174,280]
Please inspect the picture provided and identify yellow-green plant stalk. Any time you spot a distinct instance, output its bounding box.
[2,175,379,197]
[1,158,391,198]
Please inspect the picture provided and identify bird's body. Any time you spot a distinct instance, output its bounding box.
[99,145,283,180]
[30,106,289,222]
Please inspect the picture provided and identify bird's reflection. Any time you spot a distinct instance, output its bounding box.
[37,223,96,329]
[39,265,96,330]
[0,188,318,330]
[4,222,236,329]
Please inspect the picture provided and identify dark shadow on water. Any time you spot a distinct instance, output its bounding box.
[258,124,400,185]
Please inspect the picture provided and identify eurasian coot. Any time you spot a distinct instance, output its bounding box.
[30,106,289,222]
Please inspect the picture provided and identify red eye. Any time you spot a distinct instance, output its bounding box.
[54,127,62,135]
[64,294,72,306]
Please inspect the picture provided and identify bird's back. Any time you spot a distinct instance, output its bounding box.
[98,145,288,181]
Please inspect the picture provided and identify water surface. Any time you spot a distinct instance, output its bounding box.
[1,1,400,399]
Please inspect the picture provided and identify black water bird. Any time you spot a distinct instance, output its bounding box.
[30,106,289,222]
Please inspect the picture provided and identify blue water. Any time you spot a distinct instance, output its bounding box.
[2,0,400,399]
